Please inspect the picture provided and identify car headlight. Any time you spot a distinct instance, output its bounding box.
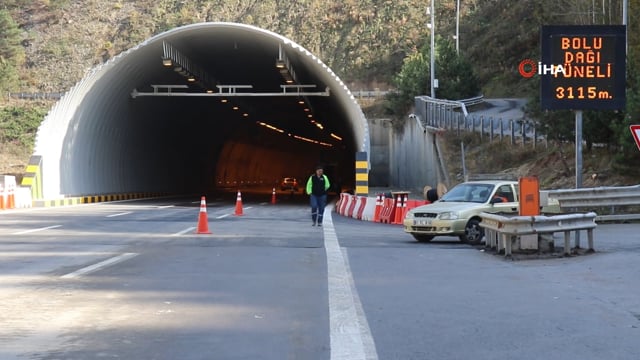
[438,212,459,220]
[404,210,415,220]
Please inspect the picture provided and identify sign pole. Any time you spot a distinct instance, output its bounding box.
[575,110,583,249]
[575,110,583,189]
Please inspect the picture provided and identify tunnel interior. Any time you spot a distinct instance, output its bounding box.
[34,23,368,199]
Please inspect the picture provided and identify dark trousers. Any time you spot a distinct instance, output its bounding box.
[310,194,327,224]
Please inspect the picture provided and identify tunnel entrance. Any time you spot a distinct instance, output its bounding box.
[28,23,370,200]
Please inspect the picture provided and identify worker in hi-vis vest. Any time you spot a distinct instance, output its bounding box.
[306,165,330,226]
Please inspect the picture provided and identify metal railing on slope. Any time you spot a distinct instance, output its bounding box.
[414,96,544,147]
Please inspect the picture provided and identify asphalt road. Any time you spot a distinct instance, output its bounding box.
[1,192,639,360]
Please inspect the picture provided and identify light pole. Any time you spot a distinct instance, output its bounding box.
[427,1,436,98]
[455,0,460,54]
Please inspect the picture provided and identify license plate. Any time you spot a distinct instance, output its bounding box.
[414,219,432,226]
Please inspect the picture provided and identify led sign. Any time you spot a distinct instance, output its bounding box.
[540,25,626,110]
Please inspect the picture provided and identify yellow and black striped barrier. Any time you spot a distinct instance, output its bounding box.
[21,155,43,200]
[355,151,368,197]
[33,192,169,207]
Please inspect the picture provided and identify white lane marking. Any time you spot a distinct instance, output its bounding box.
[61,253,139,279]
[157,205,174,209]
[323,205,378,360]
[173,227,196,236]
[11,225,62,235]
[216,214,230,219]
[106,211,132,218]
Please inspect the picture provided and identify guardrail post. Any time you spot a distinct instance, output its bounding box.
[510,120,515,145]
[480,116,484,141]
[490,117,494,142]
[563,231,571,256]
[587,229,594,252]
[504,233,512,257]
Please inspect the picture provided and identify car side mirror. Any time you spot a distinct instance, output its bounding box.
[490,197,503,204]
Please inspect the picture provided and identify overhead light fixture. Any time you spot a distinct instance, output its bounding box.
[298,100,305,105]
[331,133,343,141]
[163,41,216,90]
[206,89,213,93]
[276,44,297,85]
[221,98,228,103]
[243,113,249,117]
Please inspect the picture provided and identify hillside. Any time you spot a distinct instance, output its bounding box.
[438,131,638,190]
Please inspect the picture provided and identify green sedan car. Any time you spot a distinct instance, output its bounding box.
[403,180,519,244]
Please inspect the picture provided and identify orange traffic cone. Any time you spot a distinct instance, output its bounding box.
[373,194,382,222]
[7,183,15,209]
[401,194,409,220]
[392,195,403,224]
[234,191,244,216]
[271,188,277,204]
[195,196,211,234]
[0,183,4,210]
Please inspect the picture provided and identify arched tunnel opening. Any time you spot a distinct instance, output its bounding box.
[32,23,369,200]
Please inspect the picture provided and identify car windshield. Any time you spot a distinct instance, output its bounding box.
[439,183,495,203]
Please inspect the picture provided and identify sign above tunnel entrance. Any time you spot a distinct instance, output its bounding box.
[539,25,626,111]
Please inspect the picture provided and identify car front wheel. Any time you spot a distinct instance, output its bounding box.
[459,219,484,245]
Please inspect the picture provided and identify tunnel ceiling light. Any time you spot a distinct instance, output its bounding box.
[256,120,331,147]
[243,113,249,117]
[162,41,216,90]
[256,121,285,133]
[307,114,313,118]
[304,108,310,112]
[316,123,324,129]
[221,98,228,103]
[298,100,305,105]
[277,44,298,85]
[331,133,343,141]
[233,106,239,110]
[206,89,213,93]
[293,135,333,147]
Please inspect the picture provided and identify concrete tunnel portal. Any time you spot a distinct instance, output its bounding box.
[30,22,370,200]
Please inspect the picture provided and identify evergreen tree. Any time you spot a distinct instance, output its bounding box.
[0,9,24,93]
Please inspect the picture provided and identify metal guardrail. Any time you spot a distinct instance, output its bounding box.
[459,95,484,107]
[545,185,640,221]
[414,96,543,147]
[480,212,597,257]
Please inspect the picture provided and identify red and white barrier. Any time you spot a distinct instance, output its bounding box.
[334,192,430,224]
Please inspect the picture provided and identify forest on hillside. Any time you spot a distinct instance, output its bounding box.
[1,0,639,93]
[1,0,640,174]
